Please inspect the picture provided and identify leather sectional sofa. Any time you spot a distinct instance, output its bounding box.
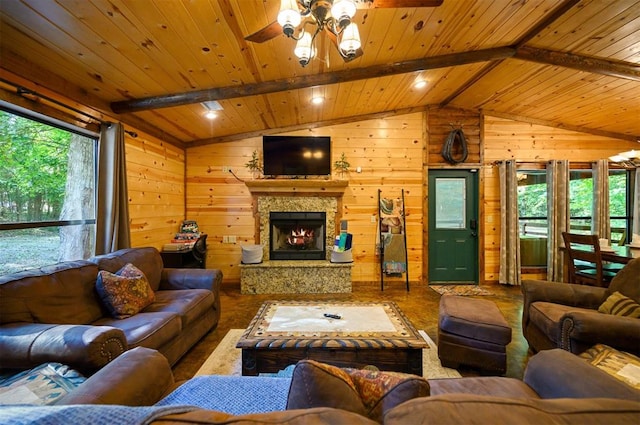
[0,247,222,374]
[20,346,640,424]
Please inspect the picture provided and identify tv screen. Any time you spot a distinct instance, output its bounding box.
[263,136,331,176]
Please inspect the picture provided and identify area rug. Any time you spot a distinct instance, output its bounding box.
[430,285,493,296]
[196,329,461,379]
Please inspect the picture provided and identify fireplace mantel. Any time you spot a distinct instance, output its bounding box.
[245,179,348,196]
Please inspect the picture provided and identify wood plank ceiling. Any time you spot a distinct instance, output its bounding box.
[0,0,638,148]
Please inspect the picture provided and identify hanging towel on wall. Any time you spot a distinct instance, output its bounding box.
[383,234,406,274]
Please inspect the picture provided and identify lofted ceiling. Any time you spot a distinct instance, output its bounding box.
[0,0,639,148]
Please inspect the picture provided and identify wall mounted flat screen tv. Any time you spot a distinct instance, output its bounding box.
[263,135,331,177]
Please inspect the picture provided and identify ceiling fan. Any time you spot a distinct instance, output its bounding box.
[245,0,444,66]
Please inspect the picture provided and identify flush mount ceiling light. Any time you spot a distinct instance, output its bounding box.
[201,100,223,119]
[245,1,443,67]
[413,80,427,89]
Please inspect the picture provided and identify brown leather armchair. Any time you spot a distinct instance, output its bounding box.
[521,257,640,356]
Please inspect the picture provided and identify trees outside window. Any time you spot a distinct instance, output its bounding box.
[0,109,96,275]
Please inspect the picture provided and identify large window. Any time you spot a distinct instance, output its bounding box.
[0,108,97,276]
[517,165,633,269]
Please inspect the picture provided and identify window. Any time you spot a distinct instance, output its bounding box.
[609,169,631,245]
[517,170,548,267]
[0,108,97,276]
[568,170,593,234]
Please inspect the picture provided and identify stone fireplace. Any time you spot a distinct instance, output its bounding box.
[240,180,352,294]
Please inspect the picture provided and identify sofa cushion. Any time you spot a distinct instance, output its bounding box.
[96,264,155,319]
[529,302,596,346]
[598,291,640,318]
[428,376,539,398]
[93,312,181,349]
[145,289,214,328]
[90,247,163,291]
[606,257,640,303]
[384,394,640,425]
[0,261,103,325]
[286,360,429,423]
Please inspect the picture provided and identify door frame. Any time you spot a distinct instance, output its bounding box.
[427,168,481,284]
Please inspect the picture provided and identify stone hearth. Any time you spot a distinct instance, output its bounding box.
[240,180,352,294]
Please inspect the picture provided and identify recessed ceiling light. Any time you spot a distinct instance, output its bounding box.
[204,110,217,120]
[311,96,324,105]
[413,80,427,89]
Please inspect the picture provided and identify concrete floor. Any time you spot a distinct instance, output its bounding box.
[172,282,530,382]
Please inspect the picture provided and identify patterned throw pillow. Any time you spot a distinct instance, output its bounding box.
[598,291,640,318]
[579,344,640,389]
[0,363,85,405]
[286,359,429,422]
[96,263,155,319]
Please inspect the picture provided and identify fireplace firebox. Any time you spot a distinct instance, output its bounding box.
[270,212,326,260]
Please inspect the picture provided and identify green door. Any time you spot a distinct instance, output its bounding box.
[428,169,479,283]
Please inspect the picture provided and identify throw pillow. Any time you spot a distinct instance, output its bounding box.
[286,360,429,422]
[598,291,640,318]
[0,363,85,405]
[96,263,155,319]
[579,344,640,389]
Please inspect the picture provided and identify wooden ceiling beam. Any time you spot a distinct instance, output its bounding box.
[514,46,640,82]
[110,47,516,113]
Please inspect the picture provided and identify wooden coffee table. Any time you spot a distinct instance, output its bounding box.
[236,300,427,376]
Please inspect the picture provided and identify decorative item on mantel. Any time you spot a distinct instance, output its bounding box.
[245,149,263,179]
[334,152,350,179]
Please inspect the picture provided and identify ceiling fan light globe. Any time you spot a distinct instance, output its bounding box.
[294,31,314,66]
[278,0,302,32]
[339,23,361,54]
[331,0,357,28]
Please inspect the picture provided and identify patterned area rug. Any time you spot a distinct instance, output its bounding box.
[430,285,493,296]
[196,329,461,379]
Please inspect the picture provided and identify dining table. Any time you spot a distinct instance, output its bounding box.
[600,244,640,265]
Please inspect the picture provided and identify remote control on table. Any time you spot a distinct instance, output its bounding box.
[323,313,341,319]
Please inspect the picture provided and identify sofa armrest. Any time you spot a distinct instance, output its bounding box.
[55,347,175,406]
[561,310,640,354]
[523,349,639,400]
[0,323,126,373]
[521,280,606,329]
[160,268,222,292]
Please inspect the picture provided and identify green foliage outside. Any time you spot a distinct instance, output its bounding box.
[0,110,71,223]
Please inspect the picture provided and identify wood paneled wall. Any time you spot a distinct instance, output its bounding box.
[125,111,637,287]
[186,113,426,286]
[482,116,640,282]
[126,132,185,248]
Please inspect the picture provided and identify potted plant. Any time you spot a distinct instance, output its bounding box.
[245,150,263,179]
[334,152,350,179]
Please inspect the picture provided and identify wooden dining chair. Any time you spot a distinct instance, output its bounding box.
[561,232,617,287]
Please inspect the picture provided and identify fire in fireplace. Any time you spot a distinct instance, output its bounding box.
[270,212,326,260]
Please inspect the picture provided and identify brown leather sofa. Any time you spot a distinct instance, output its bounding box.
[0,247,222,374]
[521,257,640,356]
[46,345,639,424]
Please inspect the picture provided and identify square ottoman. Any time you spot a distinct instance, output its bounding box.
[437,295,512,375]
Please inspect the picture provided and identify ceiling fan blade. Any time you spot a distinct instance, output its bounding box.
[357,0,444,8]
[245,20,282,43]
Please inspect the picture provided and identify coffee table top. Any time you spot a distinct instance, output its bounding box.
[236,300,427,350]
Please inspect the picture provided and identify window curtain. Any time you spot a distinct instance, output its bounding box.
[95,122,131,254]
[633,169,640,239]
[592,160,610,241]
[546,160,569,282]
[498,160,520,285]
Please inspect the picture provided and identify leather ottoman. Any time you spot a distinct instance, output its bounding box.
[437,295,512,375]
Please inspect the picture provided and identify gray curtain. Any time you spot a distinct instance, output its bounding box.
[95,122,131,254]
[592,160,610,241]
[498,160,520,285]
[633,169,640,240]
[547,160,569,282]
